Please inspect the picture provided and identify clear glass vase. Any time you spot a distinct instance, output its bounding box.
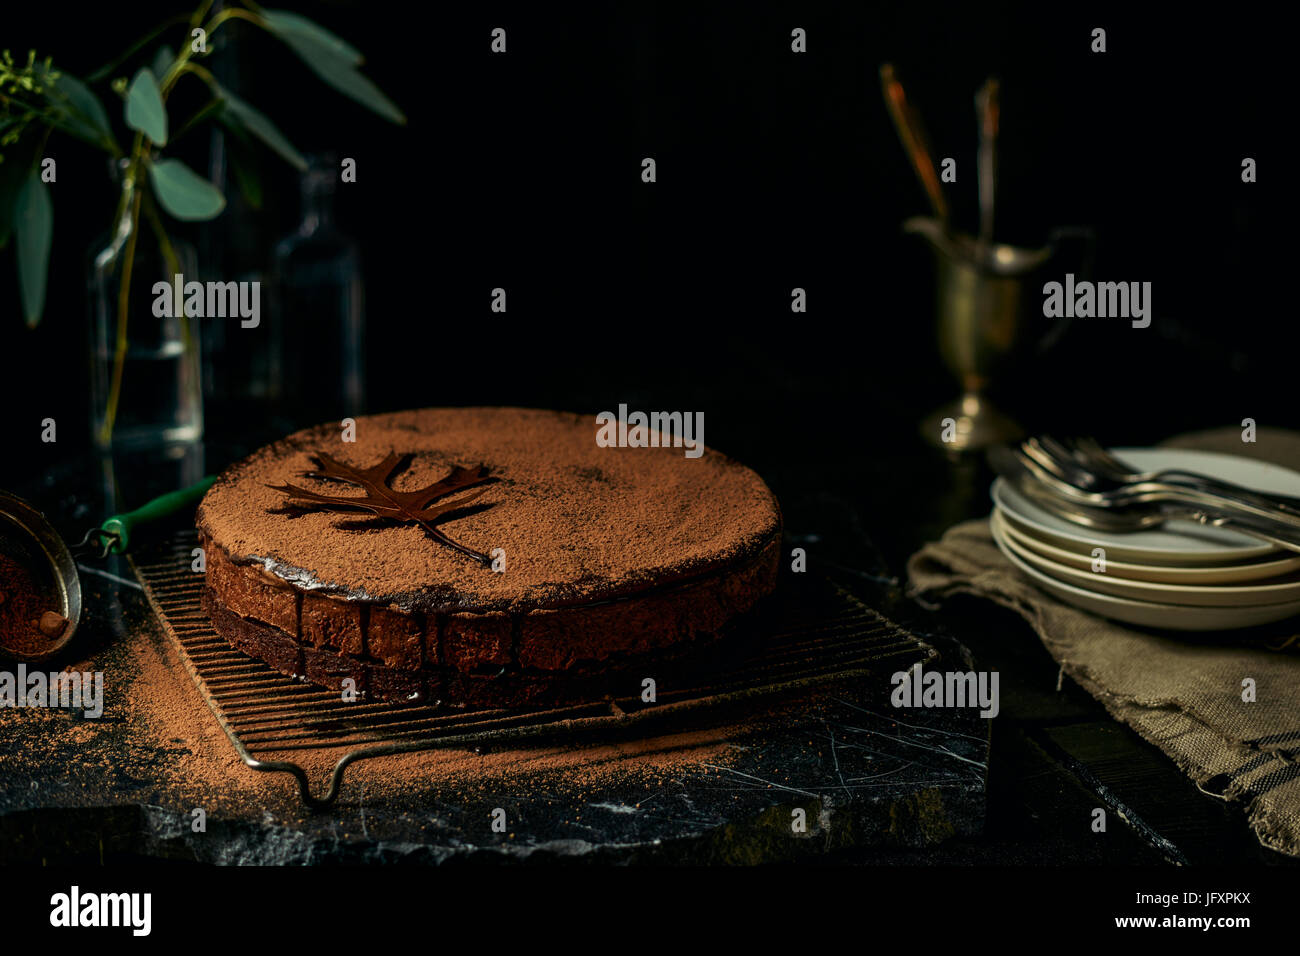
[88,164,204,450]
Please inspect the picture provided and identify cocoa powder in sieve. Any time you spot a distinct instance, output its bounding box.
[0,554,65,657]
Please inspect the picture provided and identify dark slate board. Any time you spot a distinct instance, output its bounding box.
[0,555,987,864]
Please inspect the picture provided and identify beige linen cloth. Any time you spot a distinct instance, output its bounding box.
[908,426,1300,857]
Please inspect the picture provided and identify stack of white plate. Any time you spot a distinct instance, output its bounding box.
[990,447,1300,630]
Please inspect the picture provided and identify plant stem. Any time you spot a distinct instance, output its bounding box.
[170,96,224,143]
[96,0,220,445]
[0,92,63,125]
[204,7,265,34]
[94,1,271,446]
[97,136,145,447]
[141,191,193,357]
[177,61,218,87]
[158,48,195,96]
[189,0,216,31]
[86,14,192,82]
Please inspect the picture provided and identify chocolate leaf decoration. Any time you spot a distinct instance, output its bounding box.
[268,452,496,564]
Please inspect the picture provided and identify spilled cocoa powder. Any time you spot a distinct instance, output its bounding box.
[120,614,746,813]
[0,553,66,657]
[1,587,757,846]
[295,725,742,802]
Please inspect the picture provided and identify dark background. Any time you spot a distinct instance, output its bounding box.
[0,0,1287,521]
[1,1,1295,871]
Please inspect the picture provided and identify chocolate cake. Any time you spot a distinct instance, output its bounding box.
[197,407,782,708]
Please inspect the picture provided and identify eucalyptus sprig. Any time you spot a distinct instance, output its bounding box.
[0,2,404,443]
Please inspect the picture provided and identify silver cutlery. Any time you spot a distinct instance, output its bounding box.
[1066,437,1300,516]
[1008,472,1300,554]
[989,445,1300,553]
[1024,436,1300,527]
[1009,443,1298,525]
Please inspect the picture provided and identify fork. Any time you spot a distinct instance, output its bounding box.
[1017,439,1298,525]
[1003,469,1300,554]
[1040,436,1300,524]
[989,445,1300,553]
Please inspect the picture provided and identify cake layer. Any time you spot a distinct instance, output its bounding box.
[202,535,780,668]
[201,535,780,707]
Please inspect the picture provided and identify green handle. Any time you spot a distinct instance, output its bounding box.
[101,476,217,555]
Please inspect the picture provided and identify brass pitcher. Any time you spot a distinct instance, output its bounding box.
[907,216,1056,452]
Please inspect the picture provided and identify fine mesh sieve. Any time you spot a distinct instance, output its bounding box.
[0,478,214,662]
[0,491,82,662]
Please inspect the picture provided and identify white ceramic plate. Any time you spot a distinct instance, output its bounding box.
[993,511,1300,607]
[993,510,1300,584]
[992,447,1300,566]
[990,516,1300,630]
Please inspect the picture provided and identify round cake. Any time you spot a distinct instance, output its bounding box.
[196,407,782,708]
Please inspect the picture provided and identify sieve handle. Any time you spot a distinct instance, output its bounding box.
[100,476,217,555]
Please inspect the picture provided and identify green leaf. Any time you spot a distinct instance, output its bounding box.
[149,158,225,221]
[261,9,363,64]
[14,170,53,328]
[0,137,40,250]
[48,72,114,148]
[125,67,168,145]
[219,88,307,170]
[273,32,405,125]
[152,45,174,81]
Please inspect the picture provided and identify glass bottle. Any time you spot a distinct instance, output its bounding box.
[271,158,365,424]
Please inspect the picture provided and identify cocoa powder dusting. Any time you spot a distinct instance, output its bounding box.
[30,611,743,807]
[0,597,755,836]
[196,407,781,612]
[294,726,743,804]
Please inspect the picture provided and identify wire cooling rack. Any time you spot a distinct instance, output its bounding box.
[130,530,933,808]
